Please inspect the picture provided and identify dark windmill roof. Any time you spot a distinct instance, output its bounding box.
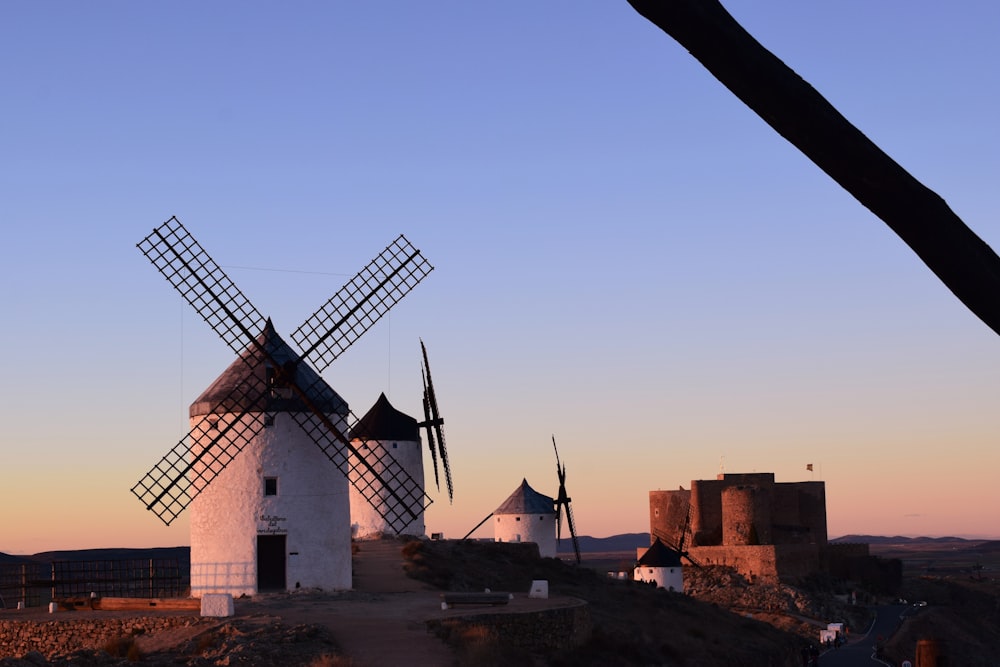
[637,538,683,567]
[349,393,419,441]
[190,320,348,418]
[495,479,555,516]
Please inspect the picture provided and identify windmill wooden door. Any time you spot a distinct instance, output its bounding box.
[257,535,287,591]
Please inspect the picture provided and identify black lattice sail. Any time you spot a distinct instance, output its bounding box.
[131,216,434,533]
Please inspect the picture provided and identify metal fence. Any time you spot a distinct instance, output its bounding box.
[0,558,184,608]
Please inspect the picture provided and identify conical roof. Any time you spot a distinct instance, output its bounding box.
[495,478,555,515]
[190,320,348,417]
[349,393,419,441]
[637,538,683,567]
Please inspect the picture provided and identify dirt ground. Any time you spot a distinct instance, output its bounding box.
[241,539,582,666]
[4,539,581,667]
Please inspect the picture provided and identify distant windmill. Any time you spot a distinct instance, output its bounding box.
[552,435,581,565]
[130,217,433,594]
[419,339,453,503]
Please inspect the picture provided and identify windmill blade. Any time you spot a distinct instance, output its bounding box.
[287,376,429,533]
[420,340,453,502]
[130,369,270,525]
[420,362,441,492]
[291,235,433,372]
[551,435,580,564]
[564,499,582,565]
[137,217,267,354]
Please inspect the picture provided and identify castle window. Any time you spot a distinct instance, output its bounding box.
[264,477,278,496]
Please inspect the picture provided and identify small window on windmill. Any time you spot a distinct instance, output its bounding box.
[539,516,544,521]
[516,517,521,522]
[264,477,278,496]
[267,361,297,400]
[654,508,660,517]
[392,442,398,449]
[207,417,219,433]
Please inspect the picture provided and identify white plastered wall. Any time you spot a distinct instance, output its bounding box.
[189,412,352,596]
[349,438,425,538]
[494,513,556,558]
[634,565,684,592]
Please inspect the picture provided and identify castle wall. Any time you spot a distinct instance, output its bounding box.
[189,412,352,596]
[690,480,725,546]
[651,472,828,581]
[689,543,822,583]
[648,489,691,548]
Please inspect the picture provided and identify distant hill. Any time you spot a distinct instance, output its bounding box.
[831,535,976,545]
[559,533,649,554]
[0,552,33,565]
[0,547,190,565]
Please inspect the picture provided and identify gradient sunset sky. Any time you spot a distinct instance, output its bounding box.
[2,2,998,554]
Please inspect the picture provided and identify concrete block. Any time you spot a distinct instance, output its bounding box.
[201,593,235,617]
[528,580,548,599]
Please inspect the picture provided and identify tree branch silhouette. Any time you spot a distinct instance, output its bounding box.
[628,0,1000,336]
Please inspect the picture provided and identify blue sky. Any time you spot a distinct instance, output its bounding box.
[2,2,998,553]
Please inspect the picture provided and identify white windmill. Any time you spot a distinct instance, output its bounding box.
[131,217,433,596]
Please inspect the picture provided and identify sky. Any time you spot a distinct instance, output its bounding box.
[2,2,999,555]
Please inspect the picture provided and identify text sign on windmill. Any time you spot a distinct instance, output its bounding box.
[131,217,434,534]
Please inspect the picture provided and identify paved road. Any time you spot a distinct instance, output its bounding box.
[818,604,910,666]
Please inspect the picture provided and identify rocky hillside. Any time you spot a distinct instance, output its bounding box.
[403,539,811,666]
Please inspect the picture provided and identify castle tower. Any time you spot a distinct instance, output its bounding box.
[348,393,425,538]
[494,479,557,557]
[188,322,353,596]
[721,484,773,546]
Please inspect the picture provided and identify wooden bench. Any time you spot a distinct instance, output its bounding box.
[439,592,512,610]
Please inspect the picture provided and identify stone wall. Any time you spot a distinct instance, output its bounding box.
[688,543,822,583]
[0,616,200,659]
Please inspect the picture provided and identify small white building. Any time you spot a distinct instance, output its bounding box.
[188,322,353,597]
[494,479,557,558]
[348,392,425,538]
[634,538,684,592]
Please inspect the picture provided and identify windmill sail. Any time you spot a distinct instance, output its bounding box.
[419,339,453,503]
[133,217,434,532]
[552,435,581,564]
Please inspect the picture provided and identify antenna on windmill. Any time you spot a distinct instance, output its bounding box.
[552,435,581,565]
[130,217,434,533]
[419,339,453,503]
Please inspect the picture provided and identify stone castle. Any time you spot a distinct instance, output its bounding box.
[649,472,832,582]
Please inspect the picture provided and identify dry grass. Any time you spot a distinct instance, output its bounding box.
[306,654,357,667]
[102,635,142,662]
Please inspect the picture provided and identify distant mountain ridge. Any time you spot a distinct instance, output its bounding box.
[831,535,985,544]
[7,534,999,562]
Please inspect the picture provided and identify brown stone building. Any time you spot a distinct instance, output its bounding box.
[649,472,829,582]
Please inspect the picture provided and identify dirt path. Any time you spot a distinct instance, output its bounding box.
[237,539,583,667]
[241,539,457,666]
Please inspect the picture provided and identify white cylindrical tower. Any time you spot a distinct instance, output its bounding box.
[188,322,353,596]
[348,393,425,538]
[493,479,557,558]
